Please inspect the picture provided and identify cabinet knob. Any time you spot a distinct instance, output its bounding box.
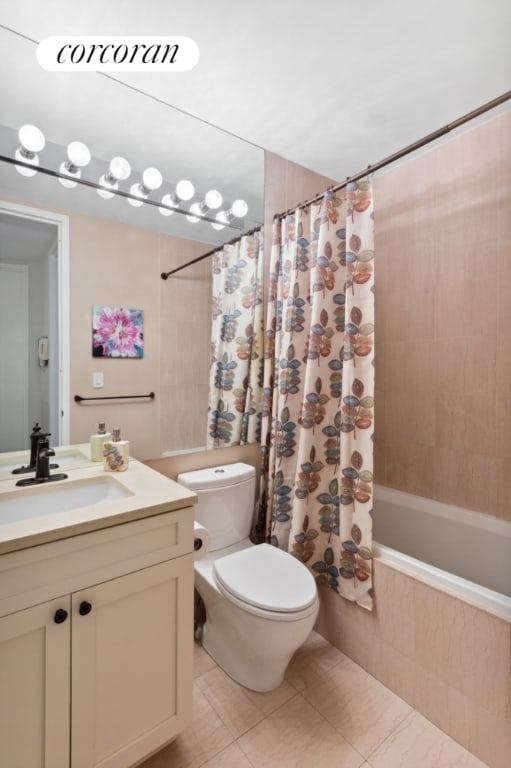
[79,600,92,616]
[54,608,68,624]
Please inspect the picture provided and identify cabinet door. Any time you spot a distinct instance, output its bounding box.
[0,596,71,768]
[71,556,193,768]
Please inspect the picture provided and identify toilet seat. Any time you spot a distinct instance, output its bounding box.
[213,543,318,618]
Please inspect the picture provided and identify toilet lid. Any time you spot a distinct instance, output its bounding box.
[213,543,317,613]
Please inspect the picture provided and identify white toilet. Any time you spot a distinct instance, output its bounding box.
[177,462,319,692]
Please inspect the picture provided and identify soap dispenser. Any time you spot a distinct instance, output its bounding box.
[90,421,111,461]
[103,428,130,472]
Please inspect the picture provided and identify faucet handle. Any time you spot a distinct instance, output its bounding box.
[36,433,53,458]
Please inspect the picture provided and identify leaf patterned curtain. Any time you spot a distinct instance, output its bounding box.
[257,184,375,609]
[207,229,264,448]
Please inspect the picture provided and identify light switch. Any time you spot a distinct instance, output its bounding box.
[92,371,104,388]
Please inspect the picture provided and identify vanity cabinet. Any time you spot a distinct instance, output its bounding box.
[0,506,194,768]
[0,595,71,768]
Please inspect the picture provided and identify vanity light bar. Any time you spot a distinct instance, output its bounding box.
[11,124,248,228]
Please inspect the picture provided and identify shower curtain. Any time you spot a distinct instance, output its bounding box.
[207,229,264,448]
[258,184,375,609]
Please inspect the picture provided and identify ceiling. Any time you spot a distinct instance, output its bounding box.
[0,0,510,251]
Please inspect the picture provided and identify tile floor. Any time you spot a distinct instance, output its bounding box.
[140,630,489,768]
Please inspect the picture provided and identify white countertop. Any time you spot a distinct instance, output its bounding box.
[0,444,197,555]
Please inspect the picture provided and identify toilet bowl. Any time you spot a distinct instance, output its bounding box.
[177,463,319,692]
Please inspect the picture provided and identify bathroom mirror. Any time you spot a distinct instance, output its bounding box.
[0,24,264,458]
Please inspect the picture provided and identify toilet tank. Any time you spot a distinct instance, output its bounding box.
[177,463,256,551]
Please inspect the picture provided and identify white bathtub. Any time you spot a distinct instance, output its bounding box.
[372,484,511,620]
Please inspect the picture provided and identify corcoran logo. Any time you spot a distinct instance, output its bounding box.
[37,36,200,72]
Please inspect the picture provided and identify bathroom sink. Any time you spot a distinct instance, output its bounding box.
[0,475,133,524]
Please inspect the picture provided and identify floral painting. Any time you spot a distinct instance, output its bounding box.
[92,306,144,358]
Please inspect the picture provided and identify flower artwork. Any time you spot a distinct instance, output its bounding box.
[92,306,144,358]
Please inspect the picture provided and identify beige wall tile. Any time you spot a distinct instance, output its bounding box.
[284,162,338,212]
[437,336,497,397]
[144,442,261,481]
[434,277,499,343]
[159,236,212,455]
[373,436,387,486]
[495,457,511,521]
[385,388,436,449]
[373,109,511,515]
[436,396,496,456]
[374,640,416,707]
[384,287,436,343]
[413,581,511,722]
[432,446,497,514]
[383,339,436,394]
[385,441,435,497]
[414,665,480,758]
[496,334,511,459]
[372,561,415,658]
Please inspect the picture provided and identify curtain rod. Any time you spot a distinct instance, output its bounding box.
[160,225,263,279]
[276,90,511,219]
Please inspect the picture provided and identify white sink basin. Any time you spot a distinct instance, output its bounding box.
[0,475,133,524]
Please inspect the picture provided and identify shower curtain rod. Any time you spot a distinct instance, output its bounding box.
[276,90,511,219]
[160,224,263,279]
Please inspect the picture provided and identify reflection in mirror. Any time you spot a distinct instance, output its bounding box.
[0,23,264,459]
[0,201,69,456]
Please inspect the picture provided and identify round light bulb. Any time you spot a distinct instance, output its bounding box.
[142,167,162,191]
[67,141,90,168]
[186,203,201,223]
[58,161,80,188]
[109,156,131,181]
[18,124,45,153]
[158,193,176,216]
[15,124,45,176]
[127,182,145,207]
[175,179,194,201]
[97,174,117,199]
[14,148,39,176]
[211,211,226,231]
[231,199,248,218]
[204,189,222,210]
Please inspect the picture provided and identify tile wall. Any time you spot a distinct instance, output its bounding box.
[314,562,511,768]
[373,108,511,522]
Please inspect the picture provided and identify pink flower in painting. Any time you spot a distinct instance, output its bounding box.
[93,306,144,358]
